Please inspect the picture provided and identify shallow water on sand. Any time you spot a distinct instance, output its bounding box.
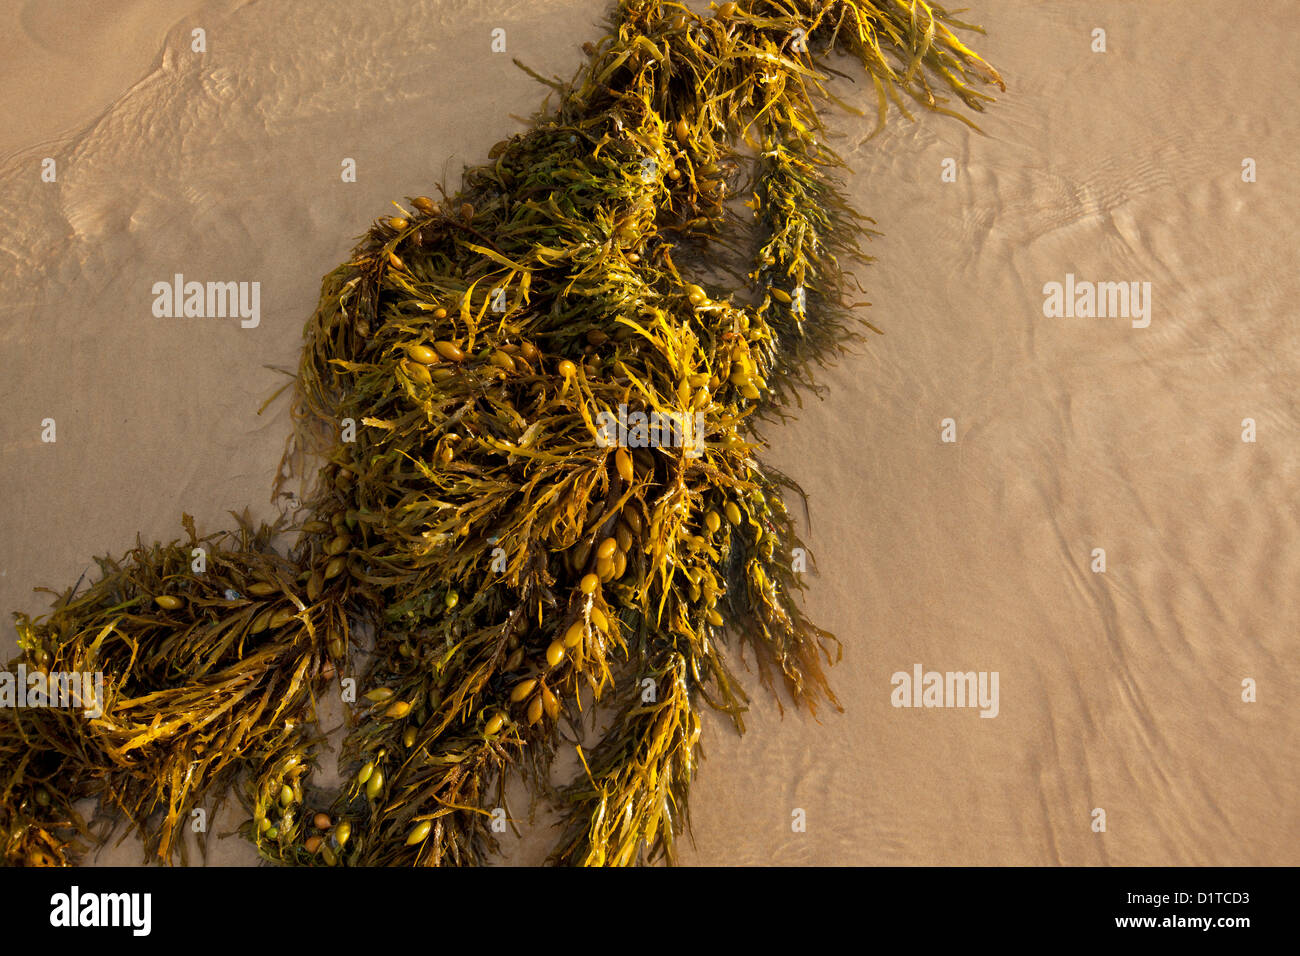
[1,0,1295,865]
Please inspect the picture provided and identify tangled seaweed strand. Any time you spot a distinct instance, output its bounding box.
[1,0,1000,868]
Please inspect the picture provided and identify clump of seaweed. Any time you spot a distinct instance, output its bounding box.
[2,0,1000,867]
[2,516,339,865]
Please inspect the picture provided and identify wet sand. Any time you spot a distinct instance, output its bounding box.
[1,0,1295,865]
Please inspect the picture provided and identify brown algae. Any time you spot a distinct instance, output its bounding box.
[1,0,1000,867]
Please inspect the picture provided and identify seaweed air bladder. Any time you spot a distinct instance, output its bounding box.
[1,0,1001,867]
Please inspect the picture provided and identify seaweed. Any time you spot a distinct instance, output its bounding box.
[1,0,1000,867]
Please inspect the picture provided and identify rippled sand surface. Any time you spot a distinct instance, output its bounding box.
[1,0,1295,865]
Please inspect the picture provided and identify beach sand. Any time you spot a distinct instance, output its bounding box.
[0,0,1295,865]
